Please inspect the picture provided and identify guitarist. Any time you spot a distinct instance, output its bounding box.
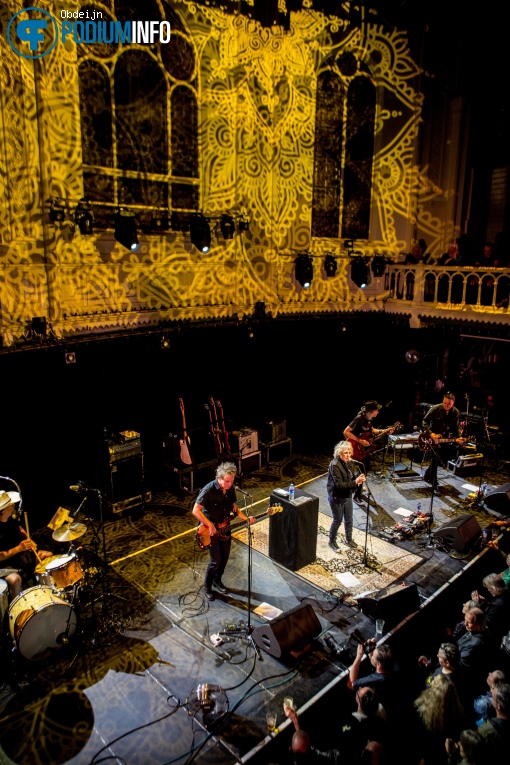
[344,400,390,472]
[192,462,255,601]
[422,392,462,484]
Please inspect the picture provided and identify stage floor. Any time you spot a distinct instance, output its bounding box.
[0,450,508,765]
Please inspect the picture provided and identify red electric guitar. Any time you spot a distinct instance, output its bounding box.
[196,505,283,549]
[348,422,402,460]
[215,398,231,456]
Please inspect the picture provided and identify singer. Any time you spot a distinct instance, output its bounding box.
[327,442,365,551]
[0,491,51,598]
[192,462,255,601]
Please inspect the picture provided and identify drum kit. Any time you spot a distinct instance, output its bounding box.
[6,519,89,662]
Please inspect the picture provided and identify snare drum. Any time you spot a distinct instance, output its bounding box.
[36,554,83,590]
[8,585,77,660]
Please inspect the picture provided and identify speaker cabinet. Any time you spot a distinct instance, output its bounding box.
[485,483,510,515]
[252,603,321,659]
[433,513,481,551]
[105,454,144,502]
[357,583,420,631]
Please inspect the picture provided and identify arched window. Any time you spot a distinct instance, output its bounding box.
[78,1,198,212]
[311,66,375,240]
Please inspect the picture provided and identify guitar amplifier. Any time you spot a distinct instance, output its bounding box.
[231,428,258,455]
[261,420,287,444]
[106,438,142,464]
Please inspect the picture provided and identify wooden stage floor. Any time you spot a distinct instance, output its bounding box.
[0,450,508,765]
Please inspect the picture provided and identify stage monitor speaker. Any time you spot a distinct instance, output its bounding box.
[356,583,420,631]
[485,483,510,515]
[433,513,481,551]
[252,603,321,659]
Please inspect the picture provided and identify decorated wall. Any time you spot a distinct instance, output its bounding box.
[0,0,455,345]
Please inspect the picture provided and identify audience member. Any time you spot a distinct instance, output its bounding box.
[439,240,460,266]
[472,574,510,643]
[455,608,489,696]
[349,641,401,719]
[445,729,485,765]
[412,674,465,764]
[477,682,510,764]
[499,553,510,589]
[473,669,505,723]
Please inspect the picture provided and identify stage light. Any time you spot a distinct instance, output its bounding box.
[160,334,170,349]
[351,257,371,288]
[371,255,387,277]
[75,200,94,235]
[295,253,314,289]
[238,216,249,232]
[114,210,139,251]
[49,199,67,222]
[220,214,235,240]
[190,214,211,253]
[324,254,337,277]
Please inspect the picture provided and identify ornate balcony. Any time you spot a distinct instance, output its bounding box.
[381,264,510,327]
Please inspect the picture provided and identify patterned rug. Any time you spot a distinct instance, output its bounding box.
[233,512,424,598]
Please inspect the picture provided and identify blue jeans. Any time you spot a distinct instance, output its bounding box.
[328,495,353,543]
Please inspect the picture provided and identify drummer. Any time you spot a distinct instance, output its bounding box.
[0,491,51,599]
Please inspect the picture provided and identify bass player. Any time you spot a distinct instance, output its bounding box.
[192,462,255,601]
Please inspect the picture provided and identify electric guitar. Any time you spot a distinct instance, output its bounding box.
[348,422,402,460]
[179,398,192,465]
[215,398,231,456]
[196,505,283,549]
[418,431,466,451]
[204,401,223,457]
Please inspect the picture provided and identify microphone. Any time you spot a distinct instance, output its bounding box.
[70,481,97,493]
[235,485,251,496]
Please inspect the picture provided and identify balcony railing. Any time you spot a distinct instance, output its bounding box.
[384,265,510,312]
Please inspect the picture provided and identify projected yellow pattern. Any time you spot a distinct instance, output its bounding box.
[0,1,449,341]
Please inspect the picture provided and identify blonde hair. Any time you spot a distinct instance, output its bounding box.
[414,674,464,737]
[333,440,353,459]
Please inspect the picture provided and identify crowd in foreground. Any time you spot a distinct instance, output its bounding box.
[277,555,510,765]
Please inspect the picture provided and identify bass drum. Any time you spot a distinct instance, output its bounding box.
[8,585,77,661]
[0,578,8,624]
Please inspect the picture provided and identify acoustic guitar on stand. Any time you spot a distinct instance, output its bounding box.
[196,505,283,549]
[348,422,402,461]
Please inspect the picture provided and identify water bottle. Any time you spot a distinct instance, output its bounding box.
[482,481,487,497]
[417,502,422,514]
[289,483,295,501]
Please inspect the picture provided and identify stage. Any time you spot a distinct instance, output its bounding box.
[0,450,508,765]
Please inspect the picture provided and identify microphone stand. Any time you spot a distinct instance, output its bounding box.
[352,460,378,570]
[424,442,442,548]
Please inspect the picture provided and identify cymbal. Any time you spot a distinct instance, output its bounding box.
[52,522,87,542]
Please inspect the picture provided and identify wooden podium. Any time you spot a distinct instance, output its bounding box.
[268,487,319,570]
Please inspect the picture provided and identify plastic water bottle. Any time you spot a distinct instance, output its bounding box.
[482,482,487,496]
[417,502,422,514]
[289,483,295,501]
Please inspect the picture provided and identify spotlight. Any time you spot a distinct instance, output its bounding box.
[324,254,337,277]
[114,209,139,251]
[238,216,249,232]
[371,255,387,277]
[190,214,211,253]
[295,253,314,289]
[50,199,67,223]
[220,214,235,240]
[65,351,77,364]
[160,334,170,349]
[75,200,94,235]
[350,257,371,288]
[150,210,169,232]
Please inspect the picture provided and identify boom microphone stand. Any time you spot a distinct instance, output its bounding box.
[352,460,378,570]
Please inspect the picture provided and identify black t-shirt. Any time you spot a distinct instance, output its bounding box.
[0,515,24,568]
[348,414,374,440]
[196,479,237,525]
